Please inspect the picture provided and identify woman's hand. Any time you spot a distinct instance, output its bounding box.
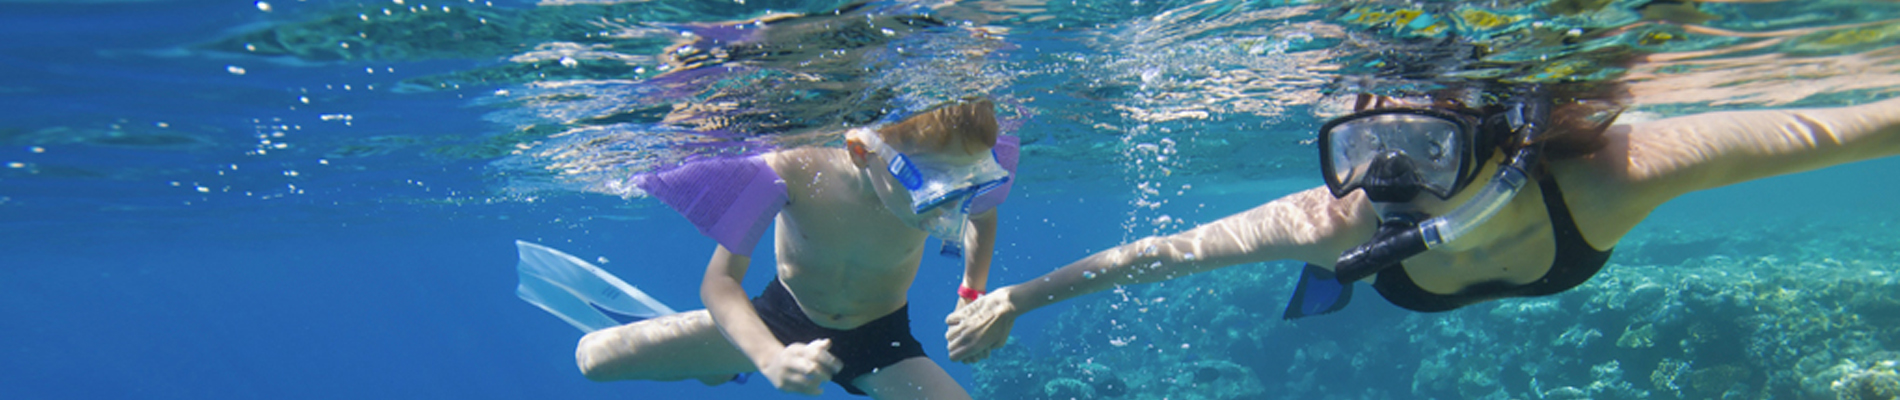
[944,286,1020,363]
[758,339,843,395]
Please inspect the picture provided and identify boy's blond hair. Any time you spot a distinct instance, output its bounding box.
[876,99,999,155]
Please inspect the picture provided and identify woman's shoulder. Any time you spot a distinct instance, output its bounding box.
[1544,122,1653,248]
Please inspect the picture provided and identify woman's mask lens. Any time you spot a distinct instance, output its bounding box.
[1325,112,1470,199]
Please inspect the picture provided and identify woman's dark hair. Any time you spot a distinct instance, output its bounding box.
[1418,78,1628,162]
[1343,15,1647,162]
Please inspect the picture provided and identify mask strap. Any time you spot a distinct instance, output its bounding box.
[887,153,923,190]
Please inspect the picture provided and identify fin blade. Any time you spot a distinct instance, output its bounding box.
[516,272,625,332]
[515,240,677,332]
[1283,263,1354,320]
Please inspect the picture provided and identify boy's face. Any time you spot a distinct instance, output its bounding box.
[869,166,945,229]
[869,141,997,224]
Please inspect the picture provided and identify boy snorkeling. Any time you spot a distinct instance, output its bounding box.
[572,99,1016,399]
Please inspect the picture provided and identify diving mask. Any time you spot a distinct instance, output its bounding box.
[1318,108,1487,203]
[849,128,1012,255]
[1323,86,1556,283]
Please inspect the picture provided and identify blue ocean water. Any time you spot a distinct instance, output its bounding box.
[2,0,1898,399]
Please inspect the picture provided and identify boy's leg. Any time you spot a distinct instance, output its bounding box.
[576,309,756,383]
[852,357,973,400]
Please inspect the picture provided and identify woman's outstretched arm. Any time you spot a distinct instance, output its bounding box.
[946,187,1373,362]
[1595,97,1900,210]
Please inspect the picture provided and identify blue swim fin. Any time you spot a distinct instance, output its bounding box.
[515,240,677,332]
[1282,263,1353,320]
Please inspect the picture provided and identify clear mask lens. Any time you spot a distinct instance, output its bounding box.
[852,129,1011,248]
[1323,111,1472,199]
[856,129,1011,214]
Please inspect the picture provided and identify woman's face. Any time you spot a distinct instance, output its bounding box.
[1337,93,1482,207]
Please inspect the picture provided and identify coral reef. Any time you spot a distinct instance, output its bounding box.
[975,215,1900,399]
[1818,359,1900,400]
[1044,378,1095,399]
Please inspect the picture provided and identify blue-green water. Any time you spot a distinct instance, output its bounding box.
[1,0,1897,399]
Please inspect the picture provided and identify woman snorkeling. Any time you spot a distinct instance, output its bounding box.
[944,78,1900,362]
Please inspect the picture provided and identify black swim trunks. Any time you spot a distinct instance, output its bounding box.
[750,278,926,396]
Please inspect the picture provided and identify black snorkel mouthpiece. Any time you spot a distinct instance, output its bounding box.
[1333,213,1430,283]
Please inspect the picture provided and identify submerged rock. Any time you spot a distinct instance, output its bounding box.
[1094,374,1126,397]
[1193,366,1220,383]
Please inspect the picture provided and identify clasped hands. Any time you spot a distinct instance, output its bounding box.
[944,286,1020,364]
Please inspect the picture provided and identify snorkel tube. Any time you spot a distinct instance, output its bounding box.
[1332,87,1552,284]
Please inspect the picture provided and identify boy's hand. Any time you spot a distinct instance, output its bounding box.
[760,339,843,395]
[944,286,1019,363]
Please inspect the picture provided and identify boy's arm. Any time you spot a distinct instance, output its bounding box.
[957,208,1000,308]
[947,187,1373,362]
[700,245,840,395]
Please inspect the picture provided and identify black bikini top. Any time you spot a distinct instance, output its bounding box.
[1370,173,1614,312]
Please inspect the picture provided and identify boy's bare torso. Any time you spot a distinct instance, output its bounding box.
[763,147,932,330]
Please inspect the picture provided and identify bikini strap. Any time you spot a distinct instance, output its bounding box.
[1527,173,1611,295]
